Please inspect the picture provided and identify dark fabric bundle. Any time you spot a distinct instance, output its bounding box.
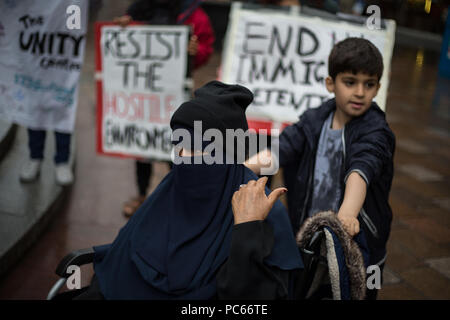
[126,0,181,24]
[170,81,252,134]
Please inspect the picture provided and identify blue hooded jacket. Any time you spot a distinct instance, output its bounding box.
[280,98,395,266]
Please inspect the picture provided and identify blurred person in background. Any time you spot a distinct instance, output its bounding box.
[20,130,73,186]
[114,0,215,217]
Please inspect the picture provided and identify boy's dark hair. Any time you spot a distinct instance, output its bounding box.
[328,37,384,81]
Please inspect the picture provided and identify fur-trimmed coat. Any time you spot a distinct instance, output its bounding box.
[296,211,370,300]
[218,210,370,300]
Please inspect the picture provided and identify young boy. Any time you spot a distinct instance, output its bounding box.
[246,37,396,299]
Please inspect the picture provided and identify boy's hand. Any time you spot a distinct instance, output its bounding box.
[337,172,366,237]
[231,177,287,225]
[337,213,360,237]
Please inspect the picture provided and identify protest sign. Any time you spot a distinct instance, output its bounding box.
[220,3,396,133]
[0,0,88,133]
[95,23,189,160]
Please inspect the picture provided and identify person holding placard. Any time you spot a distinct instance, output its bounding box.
[245,37,396,300]
[17,0,88,186]
[113,0,215,217]
[20,130,73,186]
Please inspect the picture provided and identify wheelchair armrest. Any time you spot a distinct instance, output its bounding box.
[55,247,95,277]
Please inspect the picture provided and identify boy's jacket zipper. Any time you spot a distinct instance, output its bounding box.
[360,207,379,238]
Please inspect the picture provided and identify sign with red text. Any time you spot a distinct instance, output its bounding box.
[0,0,87,133]
[220,3,395,133]
[95,23,189,159]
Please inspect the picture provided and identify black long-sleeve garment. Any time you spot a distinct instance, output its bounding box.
[216,221,292,300]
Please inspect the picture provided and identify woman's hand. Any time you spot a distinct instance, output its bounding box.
[232,177,287,225]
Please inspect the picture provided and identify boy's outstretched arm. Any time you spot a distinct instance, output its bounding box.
[337,172,367,236]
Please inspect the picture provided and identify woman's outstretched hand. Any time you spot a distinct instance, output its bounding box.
[232,177,287,225]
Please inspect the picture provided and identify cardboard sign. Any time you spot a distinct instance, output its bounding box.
[221,3,396,133]
[0,0,88,133]
[95,23,189,160]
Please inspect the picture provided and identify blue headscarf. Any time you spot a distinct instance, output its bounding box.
[93,160,303,299]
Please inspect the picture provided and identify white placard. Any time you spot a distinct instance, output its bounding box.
[97,24,189,160]
[0,0,88,133]
[221,4,396,129]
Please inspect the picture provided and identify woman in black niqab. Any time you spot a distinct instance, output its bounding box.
[93,81,303,299]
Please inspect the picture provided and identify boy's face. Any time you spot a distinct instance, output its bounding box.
[325,72,380,119]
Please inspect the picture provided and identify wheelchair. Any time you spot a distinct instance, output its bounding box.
[47,230,329,300]
[47,247,96,300]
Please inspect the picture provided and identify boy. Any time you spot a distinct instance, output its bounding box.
[246,37,396,299]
